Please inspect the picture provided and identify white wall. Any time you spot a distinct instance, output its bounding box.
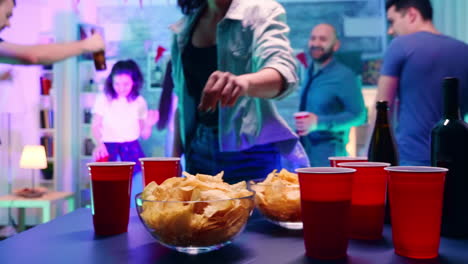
[432,0,468,43]
[0,0,45,225]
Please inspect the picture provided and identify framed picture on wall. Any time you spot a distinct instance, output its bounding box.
[146,45,169,91]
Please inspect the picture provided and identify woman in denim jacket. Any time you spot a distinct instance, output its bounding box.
[170,0,309,183]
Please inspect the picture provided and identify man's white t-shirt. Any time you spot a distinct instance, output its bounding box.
[92,94,148,143]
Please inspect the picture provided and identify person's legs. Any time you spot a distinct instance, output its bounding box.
[218,143,281,184]
[185,125,218,176]
[104,142,120,161]
[118,140,145,173]
[118,140,145,208]
[302,137,346,167]
[185,124,281,183]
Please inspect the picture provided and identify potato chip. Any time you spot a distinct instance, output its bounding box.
[139,171,255,247]
[251,169,301,223]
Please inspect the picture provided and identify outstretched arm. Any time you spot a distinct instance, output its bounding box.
[198,68,284,111]
[0,33,104,65]
[91,114,108,160]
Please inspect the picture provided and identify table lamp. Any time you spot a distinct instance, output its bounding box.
[17,145,47,198]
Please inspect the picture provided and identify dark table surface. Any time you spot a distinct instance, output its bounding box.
[1,208,467,264]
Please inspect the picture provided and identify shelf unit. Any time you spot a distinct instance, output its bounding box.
[38,67,55,188]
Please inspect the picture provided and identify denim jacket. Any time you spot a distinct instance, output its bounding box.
[170,0,309,167]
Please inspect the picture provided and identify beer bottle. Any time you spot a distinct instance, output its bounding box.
[368,100,399,224]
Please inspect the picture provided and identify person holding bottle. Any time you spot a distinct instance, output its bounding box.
[170,0,309,183]
[375,0,468,166]
[0,0,105,65]
[91,60,158,204]
[295,23,366,166]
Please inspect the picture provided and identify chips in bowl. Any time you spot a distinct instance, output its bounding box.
[137,171,255,254]
[250,169,302,229]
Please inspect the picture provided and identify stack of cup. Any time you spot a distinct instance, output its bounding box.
[338,162,390,240]
[87,162,135,236]
[296,167,355,259]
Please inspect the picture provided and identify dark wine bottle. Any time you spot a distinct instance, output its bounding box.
[368,101,399,224]
[431,77,468,238]
[368,101,399,165]
[93,50,107,71]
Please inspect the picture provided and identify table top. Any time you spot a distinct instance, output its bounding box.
[0,191,74,202]
[0,208,467,264]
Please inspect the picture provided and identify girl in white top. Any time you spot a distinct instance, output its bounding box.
[92,59,158,173]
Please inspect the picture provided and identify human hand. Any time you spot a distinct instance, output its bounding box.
[93,143,109,161]
[146,110,159,127]
[294,112,318,136]
[82,33,105,53]
[198,71,249,111]
[0,70,12,81]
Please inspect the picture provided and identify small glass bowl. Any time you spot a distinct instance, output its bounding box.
[135,192,255,254]
[249,181,302,230]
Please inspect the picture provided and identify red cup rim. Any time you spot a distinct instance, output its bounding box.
[87,161,135,167]
[384,166,448,173]
[139,157,180,162]
[296,167,356,174]
[337,162,391,167]
[328,156,368,161]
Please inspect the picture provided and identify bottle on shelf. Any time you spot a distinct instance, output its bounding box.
[40,109,54,129]
[368,100,399,224]
[83,138,95,157]
[431,77,468,238]
[40,134,54,157]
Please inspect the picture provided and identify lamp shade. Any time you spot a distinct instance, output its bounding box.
[20,145,47,169]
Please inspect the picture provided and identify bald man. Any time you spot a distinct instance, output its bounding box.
[295,24,366,166]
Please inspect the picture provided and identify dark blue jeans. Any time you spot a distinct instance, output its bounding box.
[185,124,281,184]
[104,140,145,173]
[300,136,347,167]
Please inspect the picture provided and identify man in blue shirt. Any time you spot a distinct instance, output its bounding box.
[376,0,468,165]
[295,24,366,166]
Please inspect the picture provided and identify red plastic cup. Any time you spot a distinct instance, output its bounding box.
[96,155,109,162]
[87,162,135,236]
[329,156,368,167]
[294,112,310,134]
[385,166,447,259]
[337,162,390,240]
[139,157,180,186]
[296,167,355,259]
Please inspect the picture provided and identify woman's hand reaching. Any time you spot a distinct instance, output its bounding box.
[198,71,249,111]
[93,143,109,161]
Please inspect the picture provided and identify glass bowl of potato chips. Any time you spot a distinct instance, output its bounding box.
[136,171,255,254]
[249,169,302,230]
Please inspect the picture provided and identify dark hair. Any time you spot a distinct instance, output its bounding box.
[386,0,433,21]
[157,60,174,130]
[104,59,144,101]
[177,0,205,15]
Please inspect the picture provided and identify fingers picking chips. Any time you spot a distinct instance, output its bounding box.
[139,171,254,247]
